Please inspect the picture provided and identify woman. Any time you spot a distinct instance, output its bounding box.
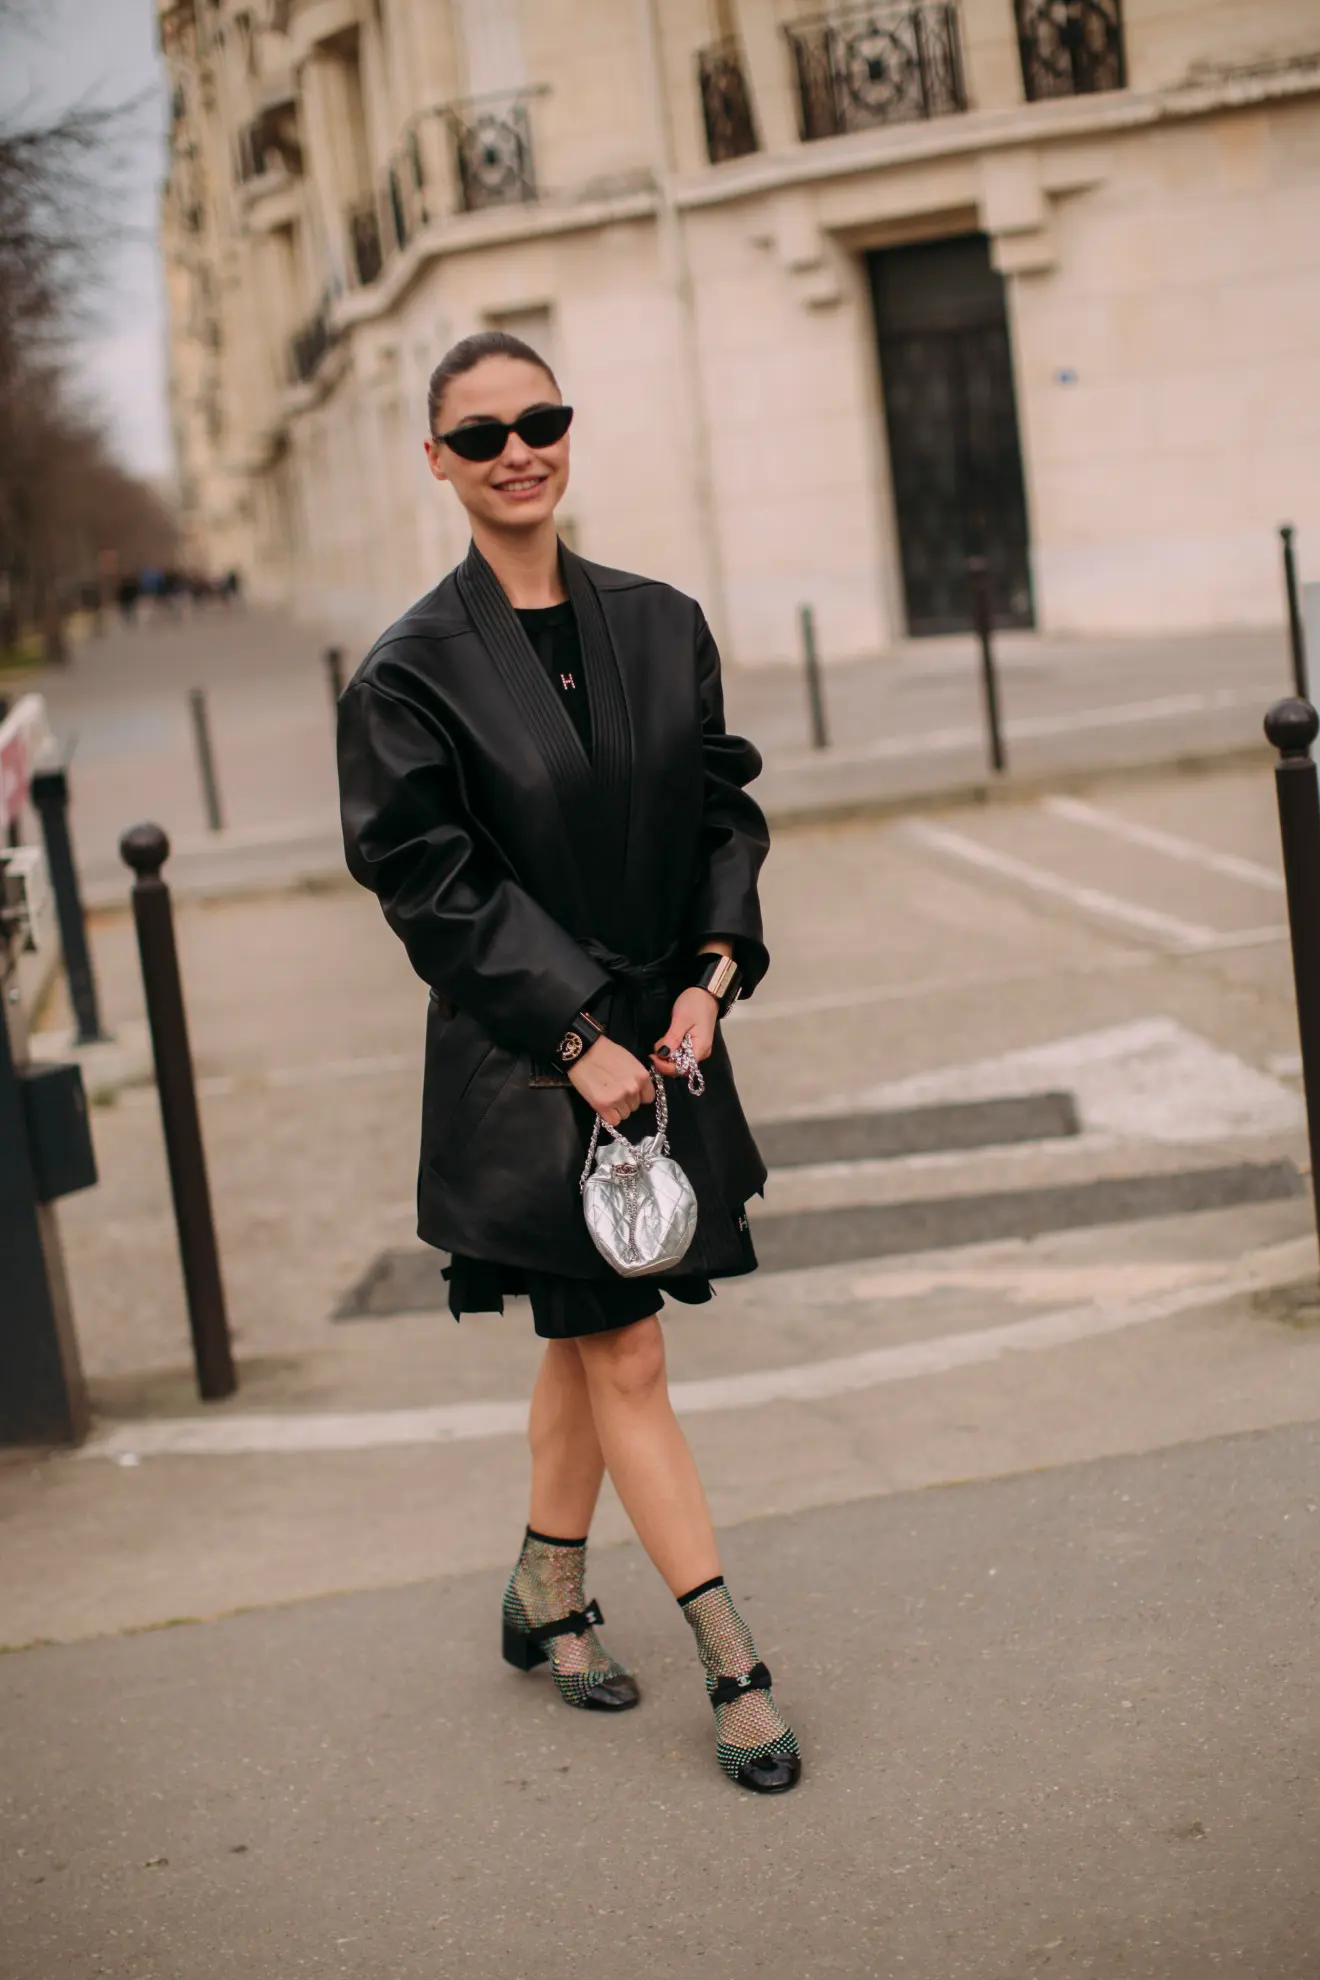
[337,330,800,1794]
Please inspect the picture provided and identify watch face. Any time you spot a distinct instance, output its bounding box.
[559,1030,584,1063]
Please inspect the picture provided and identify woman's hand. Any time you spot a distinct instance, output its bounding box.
[653,986,718,1073]
[568,1035,655,1126]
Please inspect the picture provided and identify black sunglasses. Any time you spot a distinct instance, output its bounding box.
[433,404,573,462]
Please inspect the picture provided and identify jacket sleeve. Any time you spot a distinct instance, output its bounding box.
[686,610,771,996]
[337,677,610,1057]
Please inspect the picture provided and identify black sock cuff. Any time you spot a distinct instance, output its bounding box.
[677,1574,726,1609]
[525,1525,588,1549]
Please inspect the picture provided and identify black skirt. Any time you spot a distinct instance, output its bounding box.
[445,1210,757,1340]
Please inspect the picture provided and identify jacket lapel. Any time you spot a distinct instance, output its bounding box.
[455,540,634,940]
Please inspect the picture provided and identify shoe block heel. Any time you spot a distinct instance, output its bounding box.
[502,1619,548,1672]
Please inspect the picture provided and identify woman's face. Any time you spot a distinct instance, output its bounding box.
[424,355,569,533]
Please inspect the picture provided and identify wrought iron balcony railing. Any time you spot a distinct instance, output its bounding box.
[347,197,384,287]
[1015,0,1125,102]
[289,295,337,385]
[697,38,760,164]
[784,3,967,142]
[443,91,536,213]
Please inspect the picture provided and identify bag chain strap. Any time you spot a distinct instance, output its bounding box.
[579,1032,704,1193]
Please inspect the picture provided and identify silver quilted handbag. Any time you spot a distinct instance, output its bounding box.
[579,1073,698,1277]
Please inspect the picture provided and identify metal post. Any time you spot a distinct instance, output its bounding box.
[120,823,237,1400]
[188,687,224,833]
[1265,697,1320,1264]
[967,555,1007,776]
[798,604,829,751]
[323,645,345,718]
[1281,526,1309,703]
[31,762,108,1046]
[0,941,90,1445]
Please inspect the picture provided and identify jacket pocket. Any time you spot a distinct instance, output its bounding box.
[422,1007,524,1182]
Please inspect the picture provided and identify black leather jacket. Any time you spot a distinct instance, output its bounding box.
[337,541,769,1277]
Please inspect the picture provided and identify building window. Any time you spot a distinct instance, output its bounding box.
[784,4,968,143]
[697,38,760,164]
[1014,0,1125,102]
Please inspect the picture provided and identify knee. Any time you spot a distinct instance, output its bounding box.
[582,1315,666,1403]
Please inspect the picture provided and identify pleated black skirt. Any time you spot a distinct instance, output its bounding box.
[444,1211,757,1340]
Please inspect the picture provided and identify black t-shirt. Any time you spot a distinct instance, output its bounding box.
[515,600,591,758]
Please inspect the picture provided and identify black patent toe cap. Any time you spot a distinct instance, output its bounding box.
[581,1672,641,1712]
[736,1751,802,1794]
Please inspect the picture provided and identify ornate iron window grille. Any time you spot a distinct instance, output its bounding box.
[697,37,760,164]
[784,3,967,142]
[1014,0,1125,101]
[443,92,537,214]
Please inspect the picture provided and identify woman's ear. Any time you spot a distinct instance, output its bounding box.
[424,438,449,485]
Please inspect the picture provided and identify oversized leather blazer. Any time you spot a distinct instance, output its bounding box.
[337,542,770,1277]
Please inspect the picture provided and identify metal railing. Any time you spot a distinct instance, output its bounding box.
[444,91,537,212]
[784,3,967,141]
[697,38,760,164]
[347,197,384,287]
[1015,0,1125,101]
[289,294,336,385]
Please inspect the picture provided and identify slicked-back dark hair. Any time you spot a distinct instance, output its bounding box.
[426,330,560,434]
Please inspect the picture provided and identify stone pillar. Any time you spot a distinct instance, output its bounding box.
[730,0,800,154]
[297,49,350,293]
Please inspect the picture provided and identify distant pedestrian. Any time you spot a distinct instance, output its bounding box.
[338,330,798,1793]
[221,568,241,604]
[117,575,140,625]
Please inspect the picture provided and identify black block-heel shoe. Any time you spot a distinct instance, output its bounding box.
[709,1665,802,1793]
[502,1595,640,1712]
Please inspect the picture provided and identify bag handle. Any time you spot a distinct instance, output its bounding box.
[580,1073,669,1193]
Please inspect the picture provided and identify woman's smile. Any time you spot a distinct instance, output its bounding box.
[494,473,549,498]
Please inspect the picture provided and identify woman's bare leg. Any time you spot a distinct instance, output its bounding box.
[574,1317,721,1594]
[527,1338,607,1539]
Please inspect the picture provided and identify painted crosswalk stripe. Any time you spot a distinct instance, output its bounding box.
[1043,796,1284,892]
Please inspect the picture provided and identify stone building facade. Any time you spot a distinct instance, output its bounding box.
[158,0,1320,662]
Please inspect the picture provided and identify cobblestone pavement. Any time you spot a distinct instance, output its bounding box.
[4,671,1320,1972]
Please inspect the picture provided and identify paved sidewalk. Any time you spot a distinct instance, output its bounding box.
[5,1422,1320,1979]
[15,609,1290,905]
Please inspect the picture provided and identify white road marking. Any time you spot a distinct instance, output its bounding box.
[908,819,1225,948]
[908,819,1285,953]
[803,687,1261,770]
[1043,795,1284,892]
[833,1017,1303,1144]
[76,1237,1311,1461]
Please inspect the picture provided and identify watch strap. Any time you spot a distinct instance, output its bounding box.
[553,1009,604,1069]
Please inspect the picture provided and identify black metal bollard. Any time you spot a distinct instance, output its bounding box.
[120,823,237,1400]
[31,761,108,1046]
[1281,526,1309,703]
[188,687,224,833]
[1265,697,1320,1262]
[797,605,829,750]
[967,557,1007,776]
[323,645,345,719]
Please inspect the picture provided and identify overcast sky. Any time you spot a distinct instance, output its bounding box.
[2,0,172,481]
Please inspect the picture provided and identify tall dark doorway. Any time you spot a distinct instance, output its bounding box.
[867,234,1034,635]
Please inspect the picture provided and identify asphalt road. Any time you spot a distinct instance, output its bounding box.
[4,1421,1319,1979]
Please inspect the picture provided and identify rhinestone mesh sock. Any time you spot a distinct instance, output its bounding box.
[503,1528,630,1709]
[679,1577,799,1779]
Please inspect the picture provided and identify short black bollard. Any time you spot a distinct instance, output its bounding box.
[120,822,237,1400]
[1281,526,1309,703]
[31,761,108,1046]
[1265,697,1320,1262]
[967,556,1007,776]
[188,687,224,833]
[323,645,345,718]
[797,605,829,751]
